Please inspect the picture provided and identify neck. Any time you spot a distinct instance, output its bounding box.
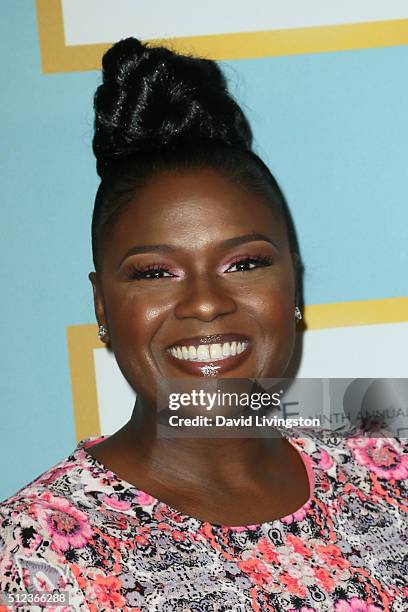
[116,395,287,491]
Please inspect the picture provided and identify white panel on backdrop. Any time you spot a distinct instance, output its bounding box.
[93,348,135,435]
[92,322,408,435]
[62,0,408,46]
[296,322,408,377]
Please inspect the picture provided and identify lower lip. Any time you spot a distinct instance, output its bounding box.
[166,345,252,376]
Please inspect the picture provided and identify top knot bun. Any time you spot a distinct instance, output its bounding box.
[93,38,253,177]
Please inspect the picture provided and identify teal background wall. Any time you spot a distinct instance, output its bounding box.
[1,1,407,500]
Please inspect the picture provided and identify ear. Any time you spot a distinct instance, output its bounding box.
[88,271,109,343]
[292,251,302,307]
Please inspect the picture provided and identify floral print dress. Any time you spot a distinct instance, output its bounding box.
[0,429,407,611]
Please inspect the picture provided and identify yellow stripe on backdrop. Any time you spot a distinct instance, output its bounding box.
[66,324,101,442]
[36,0,408,74]
[304,296,408,330]
[67,297,408,440]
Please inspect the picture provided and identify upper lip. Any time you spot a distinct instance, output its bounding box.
[167,333,250,349]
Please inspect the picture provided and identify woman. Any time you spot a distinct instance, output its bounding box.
[0,38,406,611]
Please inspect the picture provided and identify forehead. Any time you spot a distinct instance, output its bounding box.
[105,167,287,252]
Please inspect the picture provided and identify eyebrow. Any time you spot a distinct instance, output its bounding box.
[119,233,279,265]
[220,233,279,250]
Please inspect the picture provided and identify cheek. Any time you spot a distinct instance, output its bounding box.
[243,279,296,374]
[244,273,295,325]
[106,288,166,337]
[104,292,173,402]
[250,292,295,348]
[103,288,171,378]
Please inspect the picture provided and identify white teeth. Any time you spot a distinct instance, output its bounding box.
[210,344,222,359]
[169,340,249,362]
[188,346,197,359]
[222,342,231,357]
[196,345,210,360]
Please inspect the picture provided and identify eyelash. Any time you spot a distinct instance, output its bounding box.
[224,255,273,273]
[126,263,176,280]
[126,256,273,280]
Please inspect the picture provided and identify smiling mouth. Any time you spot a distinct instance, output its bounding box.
[168,340,249,362]
[166,334,251,375]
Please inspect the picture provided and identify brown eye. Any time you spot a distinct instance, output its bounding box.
[225,256,273,273]
[127,264,175,280]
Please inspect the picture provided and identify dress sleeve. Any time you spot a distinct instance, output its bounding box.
[0,509,90,612]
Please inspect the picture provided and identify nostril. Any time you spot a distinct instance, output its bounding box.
[174,283,236,321]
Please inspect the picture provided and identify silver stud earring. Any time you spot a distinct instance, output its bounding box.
[98,325,108,340]
[295,306,302,322]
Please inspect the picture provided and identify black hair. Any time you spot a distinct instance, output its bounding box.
[91,38,303,306]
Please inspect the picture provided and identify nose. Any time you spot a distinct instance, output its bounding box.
[174,274,237,322]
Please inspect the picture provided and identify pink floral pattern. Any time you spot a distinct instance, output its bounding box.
[0,429,406,611]
[334,597,384,612]
[37,494,94,553]
[346,437,408,480]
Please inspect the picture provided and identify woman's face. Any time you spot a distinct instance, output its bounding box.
[90,167,297,404]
